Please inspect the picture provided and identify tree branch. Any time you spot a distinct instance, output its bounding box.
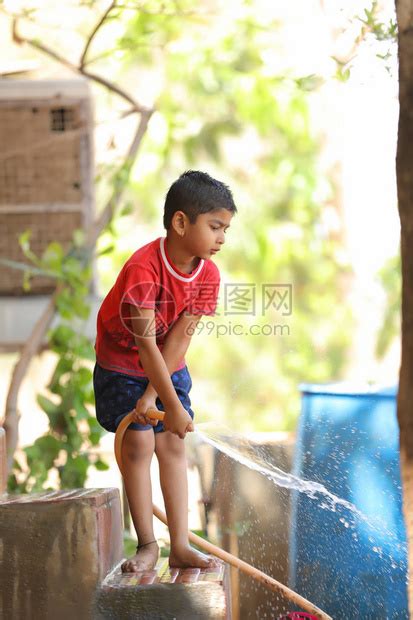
[86,108,152,249]
[82,68,146,110]
[79,1,117,69]
[12,18,150,113]
[81,47,122,68]
[3,291,60,469]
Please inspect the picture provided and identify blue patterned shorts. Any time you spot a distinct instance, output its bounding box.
[93,363,195,433]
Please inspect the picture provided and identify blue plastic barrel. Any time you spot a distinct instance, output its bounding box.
[289,383,408,619]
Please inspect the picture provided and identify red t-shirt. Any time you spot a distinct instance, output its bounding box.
[95,236,220,377]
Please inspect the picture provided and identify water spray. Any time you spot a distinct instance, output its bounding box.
[114,409,332,620]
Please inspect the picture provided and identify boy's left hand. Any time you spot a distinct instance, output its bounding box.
[133,393,159,426]
[163,403,194,439]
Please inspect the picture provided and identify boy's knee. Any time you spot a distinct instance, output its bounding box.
[155,433,185,461]
[122,429,154,462]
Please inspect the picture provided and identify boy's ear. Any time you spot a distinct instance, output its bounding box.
[171,210,189,236]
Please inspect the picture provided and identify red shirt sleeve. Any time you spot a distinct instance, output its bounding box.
[189,262,221,316]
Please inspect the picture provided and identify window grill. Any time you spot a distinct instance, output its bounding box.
[0,80,94,295]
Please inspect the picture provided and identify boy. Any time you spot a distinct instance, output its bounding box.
[93,170,236,572]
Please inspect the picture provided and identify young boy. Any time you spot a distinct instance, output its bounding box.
[93,170,236,572]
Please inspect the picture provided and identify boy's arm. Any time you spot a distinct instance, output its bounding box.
[143,311,202,400]
[129,306,199,437]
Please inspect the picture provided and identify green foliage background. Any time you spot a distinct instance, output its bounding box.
[8,0,402,491]
[96,1,353,431]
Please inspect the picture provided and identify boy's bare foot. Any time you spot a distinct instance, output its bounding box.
[169,545,222,569]
[121,541,159,573]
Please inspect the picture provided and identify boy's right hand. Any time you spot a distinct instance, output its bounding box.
[132,394,159,427]
[163,403,194,439]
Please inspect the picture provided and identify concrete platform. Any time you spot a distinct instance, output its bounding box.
[0,487,123,620]
[95,557,231,620]
[0,484,232,619]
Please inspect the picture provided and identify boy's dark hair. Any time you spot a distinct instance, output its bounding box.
[163,170,237,229]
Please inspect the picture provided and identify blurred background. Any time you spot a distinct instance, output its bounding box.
[0,1,403,617]
[0,0,400,433]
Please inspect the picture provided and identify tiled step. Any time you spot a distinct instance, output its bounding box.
[94,556,231,620]
[0,487,123,620]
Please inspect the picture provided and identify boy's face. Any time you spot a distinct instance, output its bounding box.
[184,208,233,259]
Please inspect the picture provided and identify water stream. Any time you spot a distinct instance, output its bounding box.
[193,423,407,564]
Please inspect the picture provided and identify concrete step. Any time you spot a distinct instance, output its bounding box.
[0,485,232,619]
[0,487,123,620]
[94,556,231,620]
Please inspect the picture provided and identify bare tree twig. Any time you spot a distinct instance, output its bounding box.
[3,290,60,469]
[86,108,152,249]
[82,68,147,110]
[82,42,165,68]
[80,1,117,69]
[12,18,150,113]
[81,47,123,68]
[0,127,87,162]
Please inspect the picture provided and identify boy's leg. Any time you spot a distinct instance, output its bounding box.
[155,431,219,568]
[121,427,159,572]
